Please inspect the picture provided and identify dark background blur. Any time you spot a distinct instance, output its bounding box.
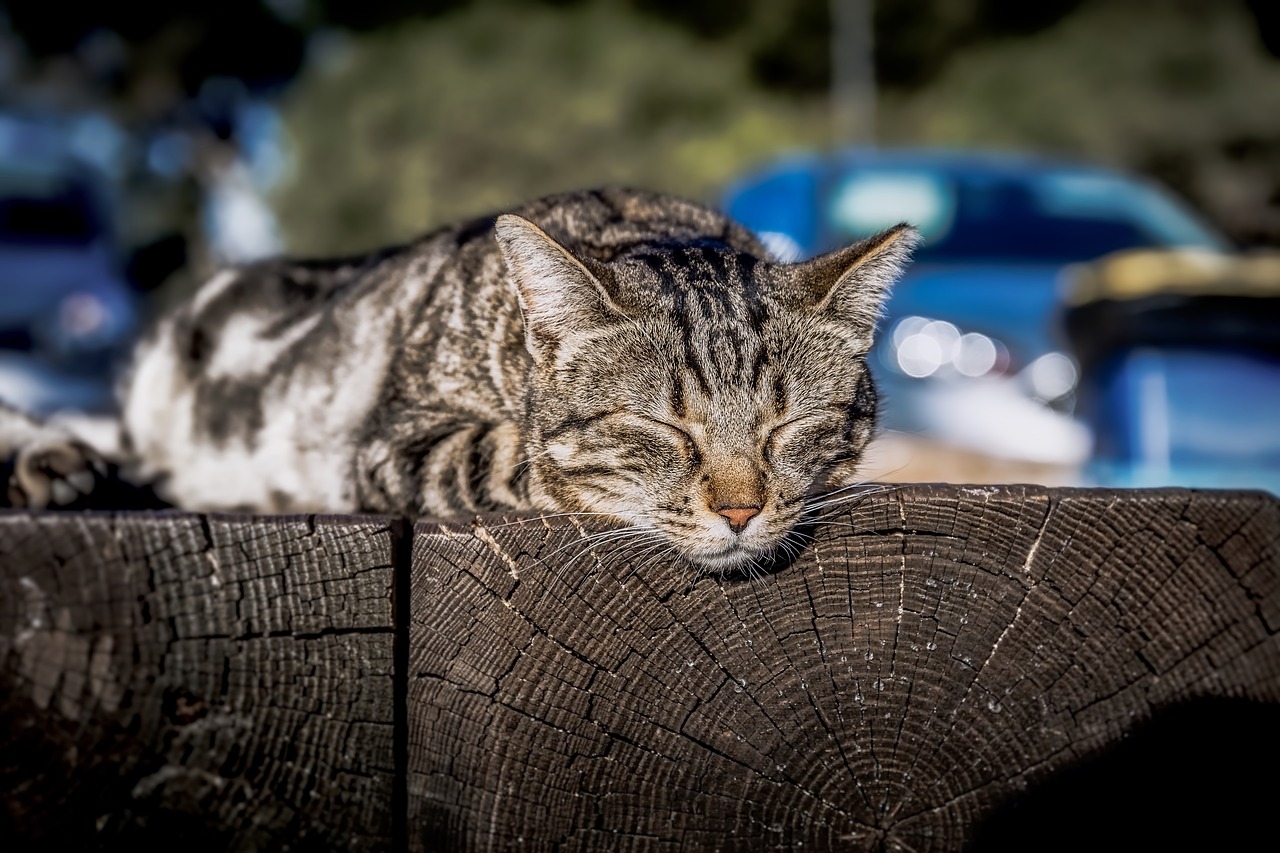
[2,0,1277,278]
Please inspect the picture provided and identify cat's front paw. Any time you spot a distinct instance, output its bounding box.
[3,438,108,509]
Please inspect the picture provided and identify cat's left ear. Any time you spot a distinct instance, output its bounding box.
[791,223,919,339]
[494,214,625,364]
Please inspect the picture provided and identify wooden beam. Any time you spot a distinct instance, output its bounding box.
[3,486,1278,849]
[0,512,398,849]
[408,485,1280,850]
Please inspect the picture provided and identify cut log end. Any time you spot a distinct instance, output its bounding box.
[3,486,1279,850]
[408,486,1280,851]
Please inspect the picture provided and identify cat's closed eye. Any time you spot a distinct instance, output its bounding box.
[765,412,842,457]
[619,414,701,466]
[765,414,816,448]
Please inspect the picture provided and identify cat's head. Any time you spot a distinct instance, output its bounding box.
[495,214,917,573]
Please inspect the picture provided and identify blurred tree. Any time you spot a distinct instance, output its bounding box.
[274,0,830,254]
[880,0,1280,246]
[1245,0,1280,56]
[630,0,1085,93]
[0,1,307,114]
[313,0,470,31]
[4,0,1277,251]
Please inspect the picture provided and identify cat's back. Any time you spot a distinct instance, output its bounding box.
[116,188,764,514]
[117,239,452,512]
[505,187,764,261]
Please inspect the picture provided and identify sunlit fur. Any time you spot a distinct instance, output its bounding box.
[14,189,916,571]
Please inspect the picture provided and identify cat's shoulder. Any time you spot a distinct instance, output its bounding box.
[165,187,764,336]
[181,246,407,324]
[499,188,767,258]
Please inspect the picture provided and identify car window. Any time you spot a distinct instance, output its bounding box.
[1035,172,1228,253]
[828,171,956,244]
[0,163,102,245]
[826,167,1227,264]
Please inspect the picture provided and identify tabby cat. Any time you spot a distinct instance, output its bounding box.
[1,188,916,572]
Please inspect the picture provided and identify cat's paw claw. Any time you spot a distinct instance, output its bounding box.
[4,440,106,509]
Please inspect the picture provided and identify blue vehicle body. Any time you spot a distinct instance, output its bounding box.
[723,148,1231,473]
[1087,347,1280,493]
[0,112,138,414]
[1062,249,1280,496]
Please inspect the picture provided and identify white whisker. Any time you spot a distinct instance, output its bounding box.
[540,525,658,569]
[484,509,622,530]
[802,483,894,516]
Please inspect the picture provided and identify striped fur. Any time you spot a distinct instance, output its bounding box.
[19,188,918,570]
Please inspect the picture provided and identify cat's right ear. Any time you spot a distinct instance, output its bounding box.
[790,223,919,342]
[494,214,625,365]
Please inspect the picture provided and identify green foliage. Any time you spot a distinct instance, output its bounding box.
[275,0,1280,253]
[879,1,1280,244]
[274,0,830,255]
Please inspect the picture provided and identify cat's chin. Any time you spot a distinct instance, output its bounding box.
[684,543,773,574]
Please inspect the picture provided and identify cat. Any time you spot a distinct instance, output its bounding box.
[1,188,916,572]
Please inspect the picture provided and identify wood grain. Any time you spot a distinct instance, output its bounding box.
[0,511,397,850]
[407,485,1280,851]
[4,487,1277,850]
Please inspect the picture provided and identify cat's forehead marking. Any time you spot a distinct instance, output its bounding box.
[626,243,763,297]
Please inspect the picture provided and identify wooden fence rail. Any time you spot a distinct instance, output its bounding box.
[2,485,1278,851]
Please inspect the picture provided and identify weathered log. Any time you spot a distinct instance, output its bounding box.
[2,486,1278,851]
[0,512,398,851]
[408,485,1280,851]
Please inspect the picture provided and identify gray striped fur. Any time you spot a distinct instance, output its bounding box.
[15,188,918,570]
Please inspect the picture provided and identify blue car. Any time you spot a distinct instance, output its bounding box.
[0,113,138,414]
[723,148,1230,473]
[1062,249,1280,495]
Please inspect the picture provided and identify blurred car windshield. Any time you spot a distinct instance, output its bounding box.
[827,168,1228,264]
[0,163,102,246]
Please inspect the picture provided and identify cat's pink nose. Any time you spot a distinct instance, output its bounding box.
[718,506,760,533]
